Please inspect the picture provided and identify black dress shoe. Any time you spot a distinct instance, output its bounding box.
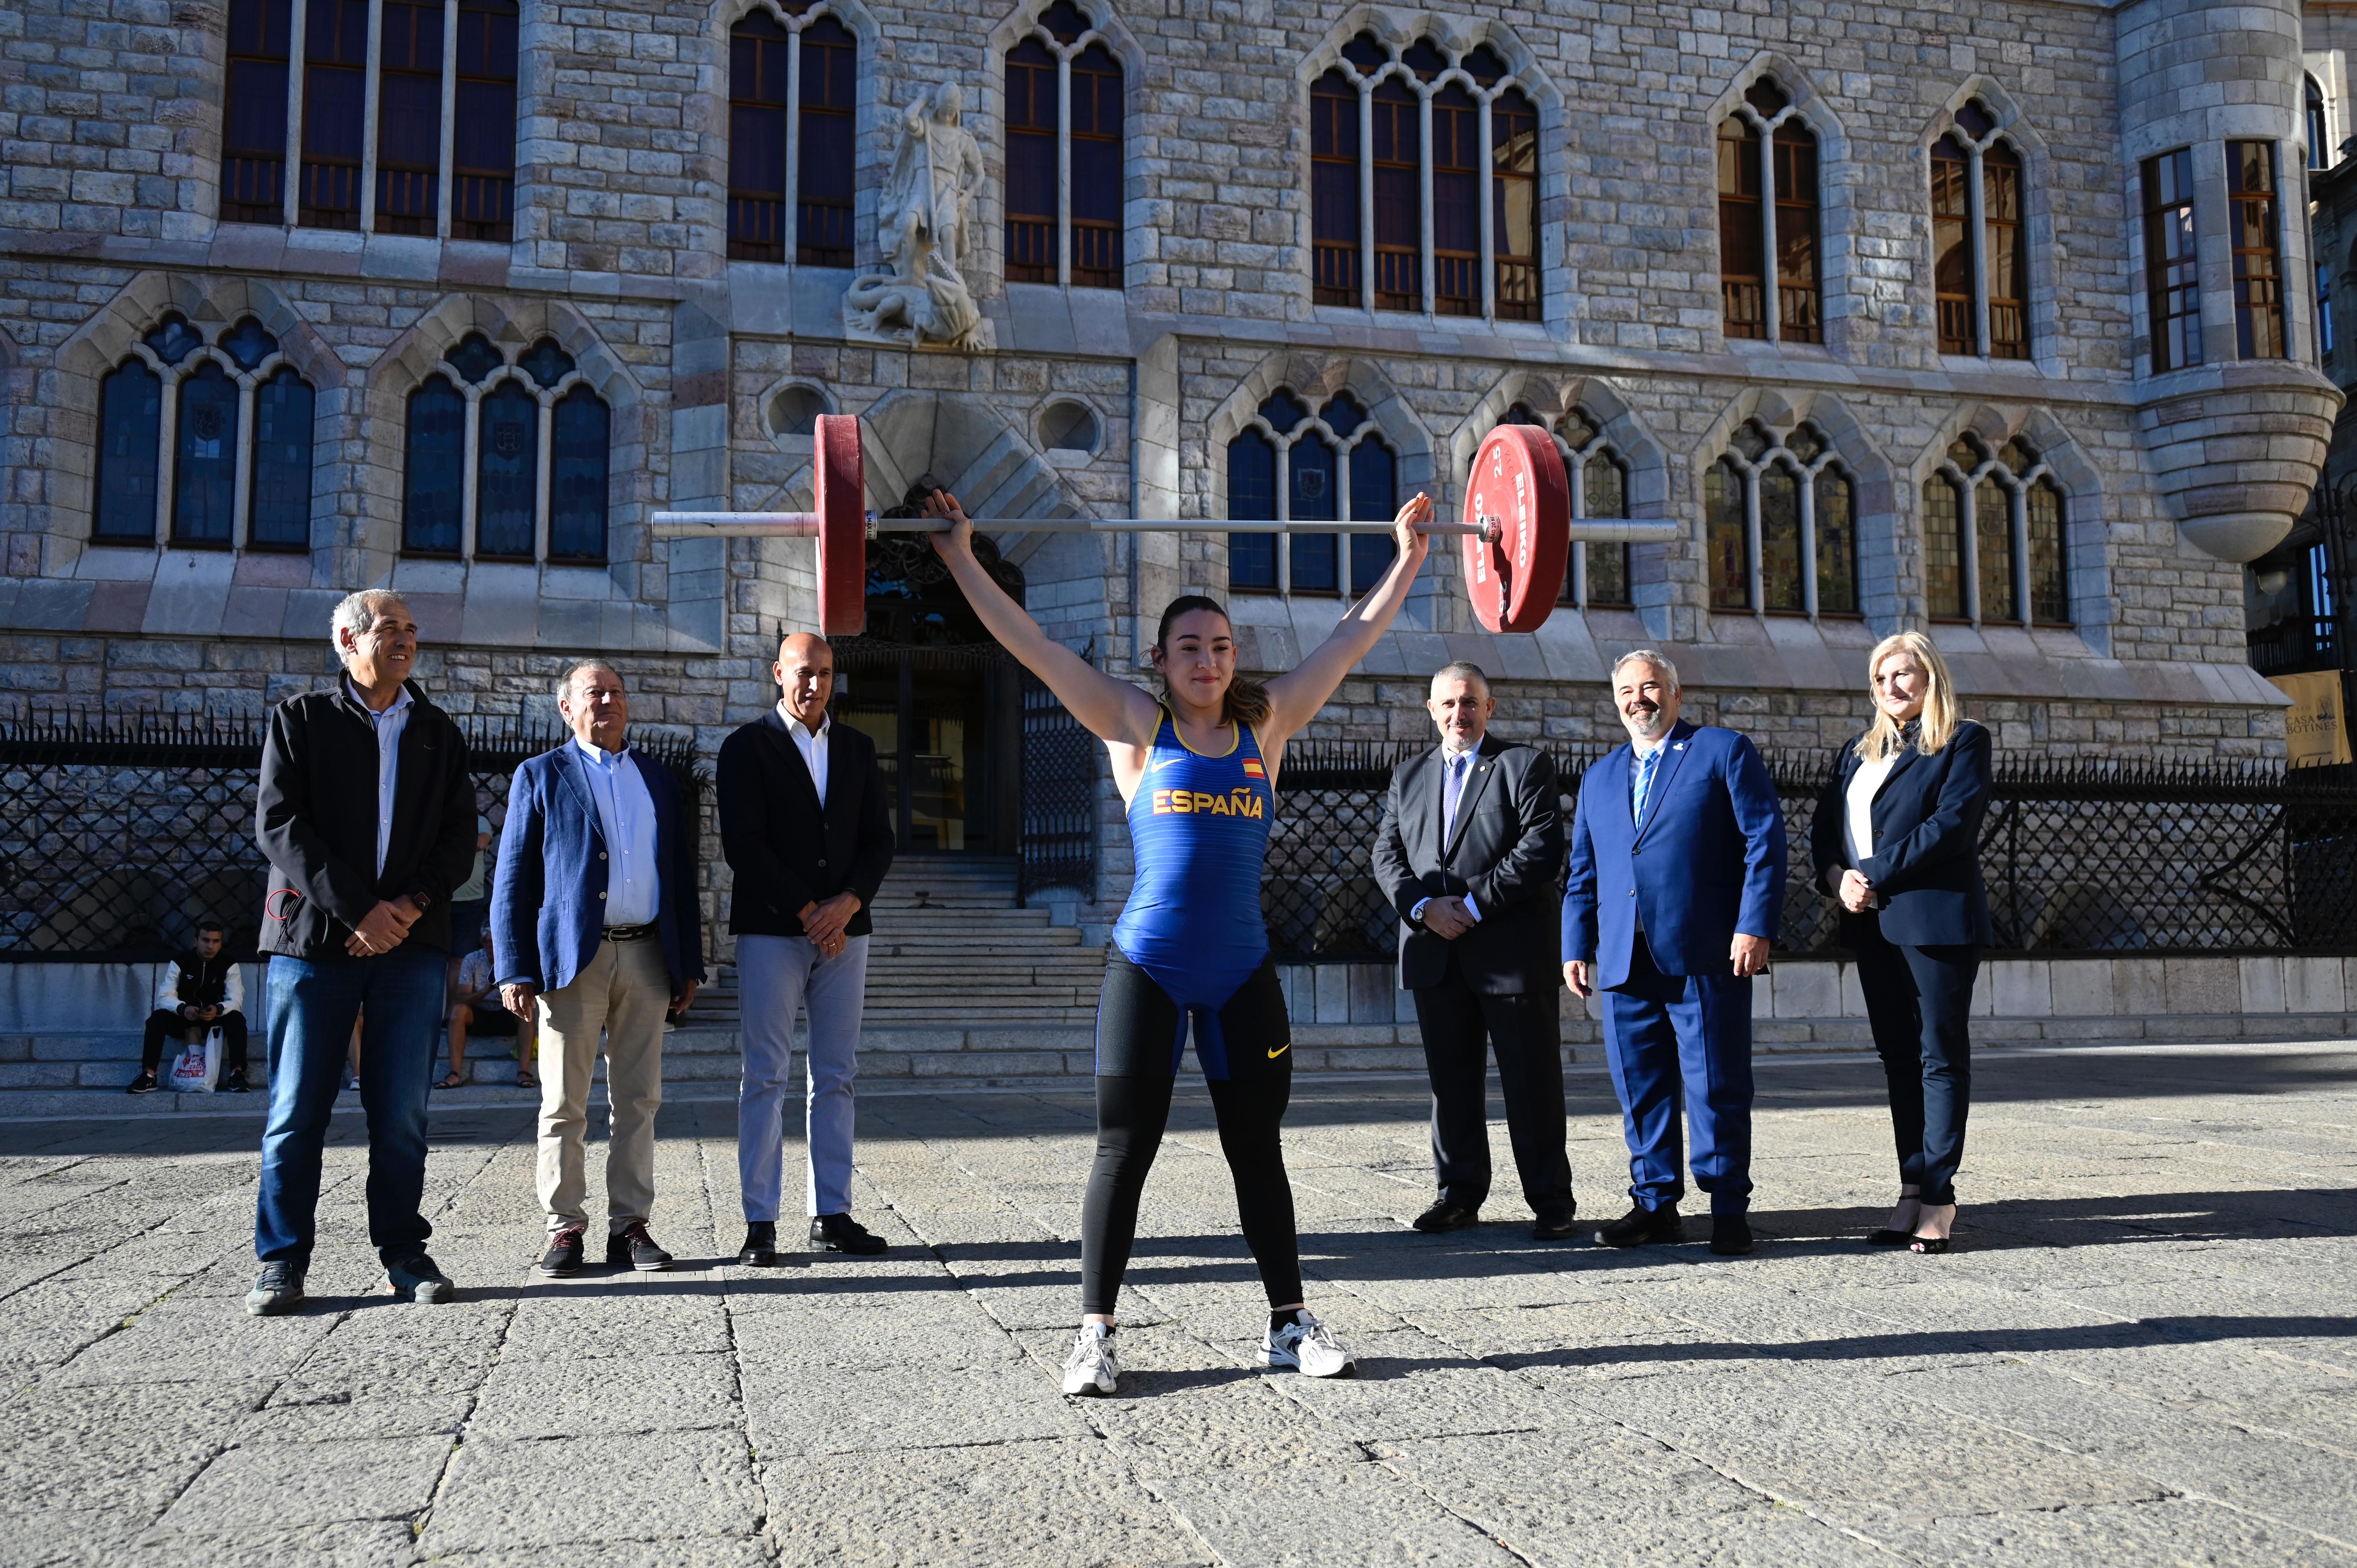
[606,1221,673,1271]
[1594,1201,1683,1248]
[1709,1214,1754,1256]
[537,1227,585,1278]
[809,1214,888,1254]
[1411,1202,1480,1234]
[738,1221,782,1266]
[1531,1205,1579,1241]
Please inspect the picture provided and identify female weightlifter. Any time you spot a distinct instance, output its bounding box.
[923,485,1434,1395]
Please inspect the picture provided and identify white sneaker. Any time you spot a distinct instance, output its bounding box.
[1260,1312,1356,1378]
[1061,1323,1120,1396]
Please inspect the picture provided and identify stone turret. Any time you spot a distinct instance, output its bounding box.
[2120,0,2341,562]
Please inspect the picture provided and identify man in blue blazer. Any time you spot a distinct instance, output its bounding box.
[492,661,705,1278]
[1563,650,1785,1256]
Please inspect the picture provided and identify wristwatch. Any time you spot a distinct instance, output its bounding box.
[407,890,434,912]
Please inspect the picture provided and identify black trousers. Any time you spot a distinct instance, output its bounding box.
[1411,958,1573,1218]
[1851,913,1978,1207]
[142,1008,249,1074]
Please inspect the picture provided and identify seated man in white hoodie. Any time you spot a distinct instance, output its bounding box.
[129,921,249,1092]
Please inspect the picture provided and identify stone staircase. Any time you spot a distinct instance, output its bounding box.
[665,853,1109,1087]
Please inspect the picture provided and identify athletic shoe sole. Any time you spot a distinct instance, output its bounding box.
[1256,1349,1357,1378]
[389,1277,454,1303]
[244,1294,301,1317]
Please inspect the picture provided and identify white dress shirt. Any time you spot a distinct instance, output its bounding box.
[1844,752,1900,867]
[1412,743,1485,926]
[574,737,661,928]
[779,703,830,805]
[348,677,413,879]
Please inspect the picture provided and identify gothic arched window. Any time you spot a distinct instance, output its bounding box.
[1308,33,1544,321]
[1929,101,2029,358]
[401,332,611,562]
[1716,79,1822,343]
[2309,75,2331,171]
[1226,388,1397,596]
[728,5,859,266]
[1703,422,1856,615]
[1925,436,2069,626]
[1005,2,1124,288]
[90,314,316,550]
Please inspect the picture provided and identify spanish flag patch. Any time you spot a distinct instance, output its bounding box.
[1242,759,1266,778]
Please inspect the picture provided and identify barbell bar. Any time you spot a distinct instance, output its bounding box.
[651,414,1680,637]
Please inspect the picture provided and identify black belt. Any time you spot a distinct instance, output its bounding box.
[604,923,655,942]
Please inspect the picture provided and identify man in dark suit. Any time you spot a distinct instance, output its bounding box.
[720,632,896,1265]
[1564,650,1785,1257]
[1372,662,1574,1240]
[492,660,705,1278]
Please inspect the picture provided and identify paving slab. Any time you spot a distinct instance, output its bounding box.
[4,1041,2357,1564]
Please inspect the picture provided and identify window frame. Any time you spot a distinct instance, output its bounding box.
[1225,389,1396,597]
[1702,422,1859,618]
[1926,437,2072,628]
[727,3,861,267]
[2227,139,2289,361]
[88,314,318,553]
[2141,147,2201,374]
[1001,4,1126,291]
[1306,34,1546,324]
[1926,103,2032,360]
[1715,81,1823,346]
[1516,407,1634,610]
[400,332,612,563]
[231,0,517,238]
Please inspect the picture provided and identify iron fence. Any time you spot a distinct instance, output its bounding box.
[1019,676,1097,899]
[1260,741,2357,962]
[0,708,700,962]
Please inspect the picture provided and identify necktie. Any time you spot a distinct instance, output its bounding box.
[1442,751,1470,845]
[1632,746,1662,827]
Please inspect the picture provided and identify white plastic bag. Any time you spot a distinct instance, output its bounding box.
[166,1028,221,1093]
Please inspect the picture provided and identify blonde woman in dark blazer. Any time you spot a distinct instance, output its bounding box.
[1809,632,1992,1254]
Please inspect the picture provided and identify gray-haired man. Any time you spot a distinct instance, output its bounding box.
[249,590,477,1314]
[492,661,705,1277]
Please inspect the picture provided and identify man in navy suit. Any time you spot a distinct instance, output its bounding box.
[1563,650,1785,1256]
[493,661,705,1278]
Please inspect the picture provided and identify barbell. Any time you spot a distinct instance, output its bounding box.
[652,413,1677,638]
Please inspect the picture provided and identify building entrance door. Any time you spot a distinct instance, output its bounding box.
[829,528,1028,856]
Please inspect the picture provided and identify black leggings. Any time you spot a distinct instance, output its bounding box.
[1080,951,1301,1316]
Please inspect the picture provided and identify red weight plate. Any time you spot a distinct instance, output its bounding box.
[813,413,868,637]
[1460,424,1570,633]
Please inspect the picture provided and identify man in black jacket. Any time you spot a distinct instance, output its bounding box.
[721,632,896,1265]
[246,589,477,1315]
[1371,662,1575,1240]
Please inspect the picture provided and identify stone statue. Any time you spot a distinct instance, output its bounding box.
[845,81,989,351]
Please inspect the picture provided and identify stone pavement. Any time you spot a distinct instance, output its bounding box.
[2,1041,2355,1568]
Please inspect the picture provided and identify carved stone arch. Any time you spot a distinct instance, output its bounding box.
[357,296,651,573]
[1202,352,1435,523]
[974,0,1149,297]
[42,273,348,563]
[1293,9,1566,326]
[1707,54,1857,350]
[1696,387,1899,626]
[1449,372,1667,516]
[1921,76,2060,366]
[701,0,887,271]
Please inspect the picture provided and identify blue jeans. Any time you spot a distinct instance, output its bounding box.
[737,934,869,1221]
[255,948,446,1267]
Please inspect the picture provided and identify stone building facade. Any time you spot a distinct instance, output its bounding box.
[0,0,2341,947]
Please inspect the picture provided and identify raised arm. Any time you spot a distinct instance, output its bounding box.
[924,492,1160,748]
[1260,494,1433,749]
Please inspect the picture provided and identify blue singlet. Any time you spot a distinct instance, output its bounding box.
[1108,707,1277,1076]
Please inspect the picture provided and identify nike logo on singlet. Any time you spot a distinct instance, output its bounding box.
[1267,1042,1289,1059]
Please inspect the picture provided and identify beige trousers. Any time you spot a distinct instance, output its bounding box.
[536,936,669,1234]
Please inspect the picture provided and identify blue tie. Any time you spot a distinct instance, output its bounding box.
[1631,746,1662,828]
[1442,751,1470,844]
